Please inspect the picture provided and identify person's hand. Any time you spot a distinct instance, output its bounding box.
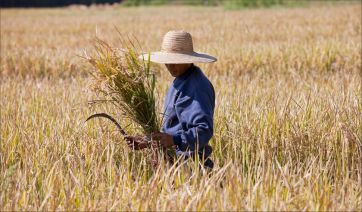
[151,132,175,149]
[124,135,150,150]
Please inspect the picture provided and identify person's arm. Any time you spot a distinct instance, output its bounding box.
[172,89,214,151]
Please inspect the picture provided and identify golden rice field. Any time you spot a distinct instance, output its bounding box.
[1,4,361,211]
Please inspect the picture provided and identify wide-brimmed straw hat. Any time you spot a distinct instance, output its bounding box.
[140,30,217,64]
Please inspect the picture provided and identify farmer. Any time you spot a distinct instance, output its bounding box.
[126,30,217,169]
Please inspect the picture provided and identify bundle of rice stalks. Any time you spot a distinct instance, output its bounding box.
[85,35,160,137]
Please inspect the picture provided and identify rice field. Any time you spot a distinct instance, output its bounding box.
[1,4,361,211]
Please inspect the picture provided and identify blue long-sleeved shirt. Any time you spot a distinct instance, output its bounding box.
[161,64,215,153]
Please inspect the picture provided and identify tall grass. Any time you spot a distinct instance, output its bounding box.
[85,36,159,135]
[121,0,348,8]
[1,4,361,211]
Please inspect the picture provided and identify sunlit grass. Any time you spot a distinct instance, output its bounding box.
[1,4,361,211]
[85,36,159,134]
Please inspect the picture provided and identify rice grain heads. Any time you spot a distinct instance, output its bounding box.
[86,36,160,136]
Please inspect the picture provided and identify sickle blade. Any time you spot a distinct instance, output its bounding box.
[86,113,127,136]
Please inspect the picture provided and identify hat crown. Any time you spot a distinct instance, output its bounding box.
[161,30,194,54]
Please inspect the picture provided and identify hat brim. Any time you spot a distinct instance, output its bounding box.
[139,51,217,64]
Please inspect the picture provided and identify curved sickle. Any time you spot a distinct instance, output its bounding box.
[86,113,176,164]
[86,113,127,137]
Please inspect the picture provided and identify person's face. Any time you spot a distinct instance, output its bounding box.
[165,63,192,77]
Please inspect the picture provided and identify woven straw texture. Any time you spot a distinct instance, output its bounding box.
[140,30,217,64]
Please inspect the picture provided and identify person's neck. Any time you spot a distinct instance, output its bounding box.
[177,64,194,79]
[181,64,192,74]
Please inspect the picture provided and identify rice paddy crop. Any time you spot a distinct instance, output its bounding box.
[85,36,159,135]
[1,4,361,211]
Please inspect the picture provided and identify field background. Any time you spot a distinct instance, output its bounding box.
[1,3,362,211]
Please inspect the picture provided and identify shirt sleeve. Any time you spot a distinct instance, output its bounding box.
[172,88,214,152]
